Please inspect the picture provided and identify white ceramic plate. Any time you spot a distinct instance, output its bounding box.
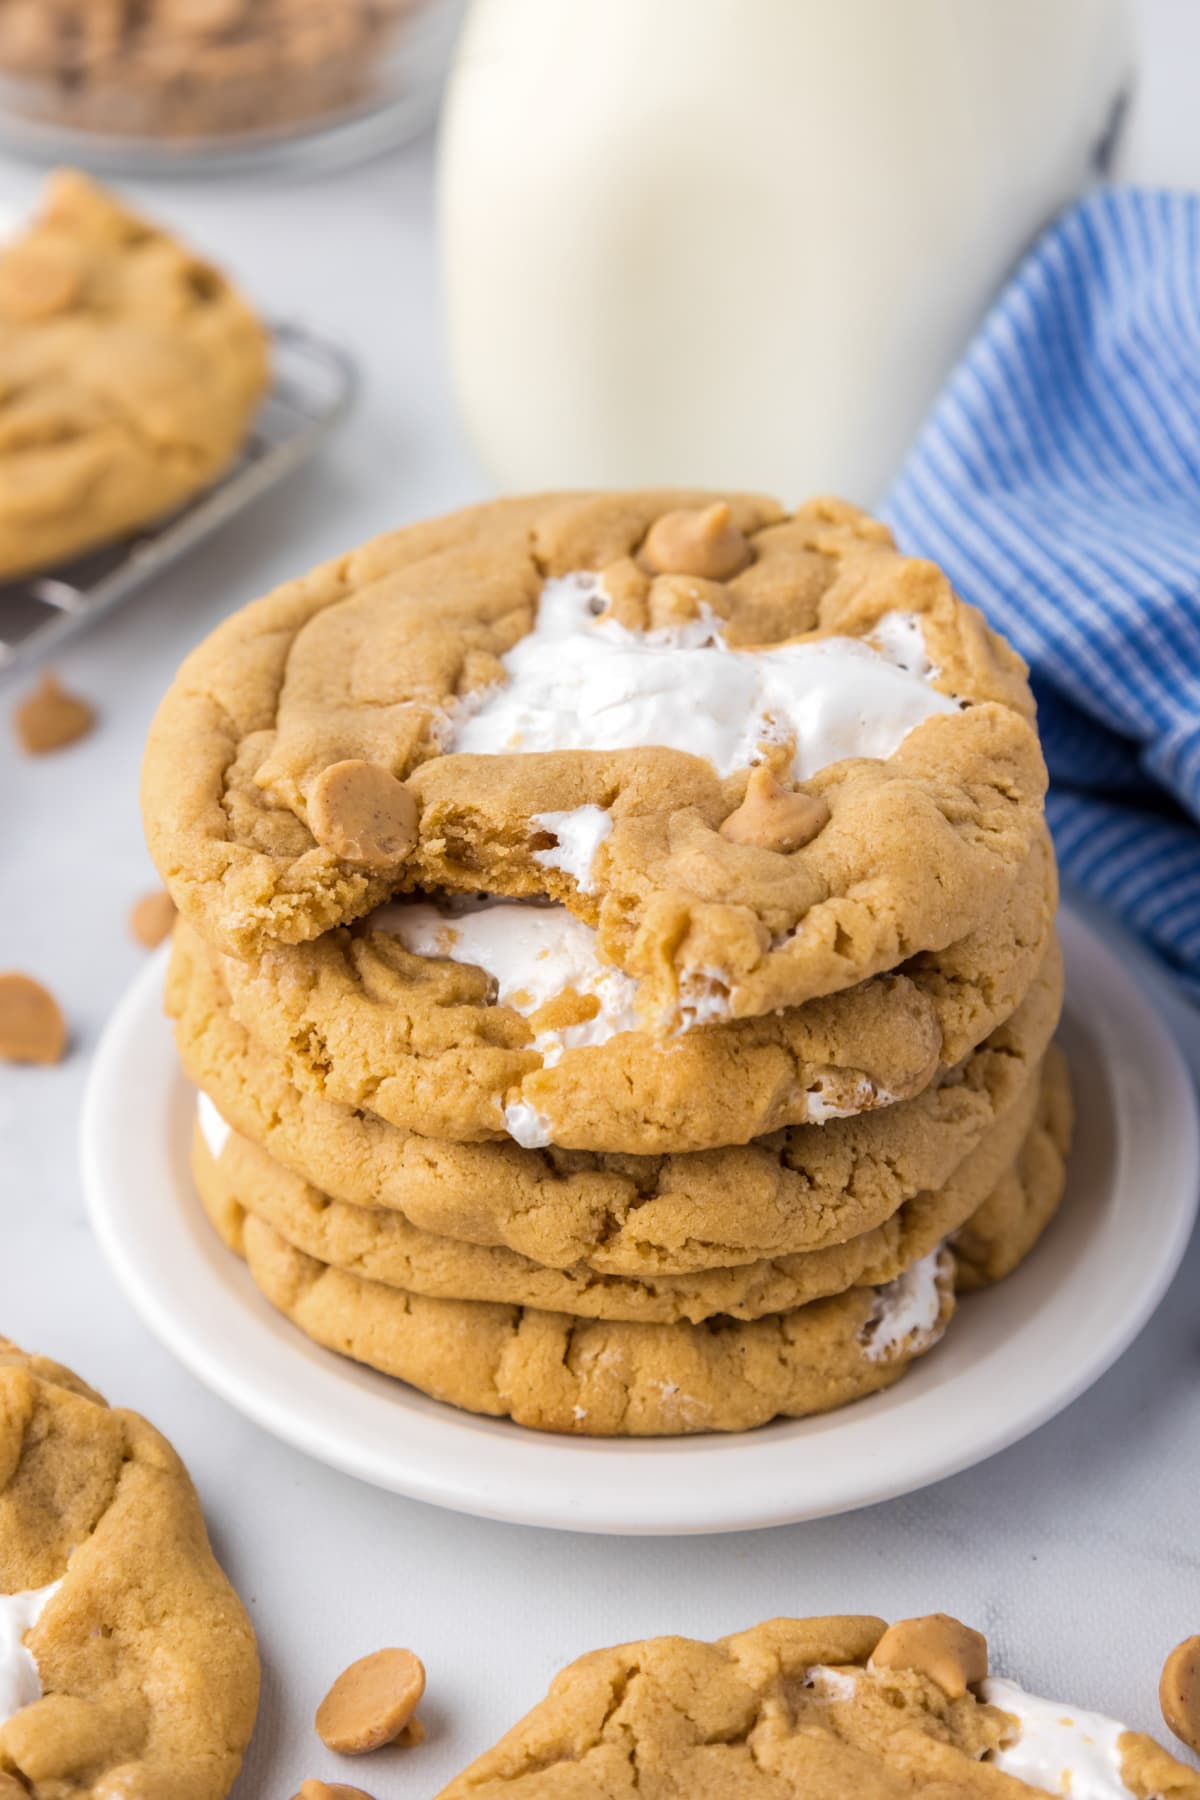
[81,908,1198,1536]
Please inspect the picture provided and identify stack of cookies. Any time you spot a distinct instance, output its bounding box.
[144,491,1070,1437]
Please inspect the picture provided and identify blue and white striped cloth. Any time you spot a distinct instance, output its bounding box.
[885,188,1200,998]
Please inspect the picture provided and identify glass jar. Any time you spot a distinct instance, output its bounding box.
[0,0,463,174]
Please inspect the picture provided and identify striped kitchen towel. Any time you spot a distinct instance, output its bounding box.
[885,186,1200,998]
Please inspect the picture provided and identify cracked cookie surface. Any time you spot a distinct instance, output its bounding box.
[0,170,268,580]
[192,1048,1068,1323]
[433,1614,1200,1798]
[170,925,1063,1273]
[0,1341,258,1800]
[212,833,1056,1153]
[142,492,1044,1036]
[196,1083,1066,1436]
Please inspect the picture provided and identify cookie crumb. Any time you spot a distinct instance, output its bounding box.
[0,972,67,1064]
[315,1647,426,1755]
[292,1782,377,1800]
[12,671,95,754]
[129,888,177,949]
[870,1614,988,1699]
[1161,1635,1200,1754]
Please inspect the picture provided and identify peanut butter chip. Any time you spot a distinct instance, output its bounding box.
[293,1782,377,1800]
[309,761,418,869]
[0,973,68,1065]
[1161,1635,1200,1754]
[640,502,753,580]
[129,889,177,949]
[870,1614,988,1700]
[0,1773,31,1799]
[12,671,95,754]
[315,1647,426,1755]
[720,766,831,853]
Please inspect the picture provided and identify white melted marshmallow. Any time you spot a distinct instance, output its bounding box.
[531,804,613,893]
[805,1665,861,1702]
[859,1248,949,1363]
[0,1580,60,1726]
[867,610,940,677]
[981,1678,1142,1798]
[451,574,956,779]
[503,1098,554,1149]
[804,1075,896,1124]
[374,897,640,1070]
[197,1092,231,1160]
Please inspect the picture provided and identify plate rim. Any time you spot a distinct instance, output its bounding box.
[80,907,1200,1536]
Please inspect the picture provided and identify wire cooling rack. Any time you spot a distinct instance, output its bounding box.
[0,321,356,675]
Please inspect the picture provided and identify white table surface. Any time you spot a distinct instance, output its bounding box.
[3,3,1200,1794]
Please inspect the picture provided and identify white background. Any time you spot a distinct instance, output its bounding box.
[2,2,1200,1794]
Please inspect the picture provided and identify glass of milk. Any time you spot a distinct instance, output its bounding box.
[440,0,1131,502]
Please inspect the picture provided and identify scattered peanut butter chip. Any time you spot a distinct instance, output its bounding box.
[293,1782,377,1800]
[315,1647,426,1755]
[12,671,96,754]
[870,1614,988,1700]
[129,888,177,949]
[720,766,831,853]
[0,973,68,1065]
[309,760,418,869]
[640,502,753,580]
[0,1773,32,1799]
[1161,1635,1200,1754]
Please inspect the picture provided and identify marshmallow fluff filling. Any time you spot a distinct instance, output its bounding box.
[197,1090,232,1160]
[980,1678,1148,1799]
[804,1666,1150,1798]
[451,572,958,778]
[366,578,957,1143]
[374,896,640,1067]
[0,1579,61,1727]
[857,1248,951,1363]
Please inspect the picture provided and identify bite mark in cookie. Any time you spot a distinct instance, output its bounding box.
[144,495,1043,1024]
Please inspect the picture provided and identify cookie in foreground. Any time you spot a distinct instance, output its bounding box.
[0,1340,259,1799]
[434,1612,1200,1797]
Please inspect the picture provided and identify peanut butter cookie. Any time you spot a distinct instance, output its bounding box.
[433,1614,1200,1797]
[169,925,1063,1274]
[0,1341,258,1799]
[191,1048,1068,1324]
[0,171,268,580]
[212,838,1057,1153]
[195,1094,1067,1437]
[142,492,1045,1038]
